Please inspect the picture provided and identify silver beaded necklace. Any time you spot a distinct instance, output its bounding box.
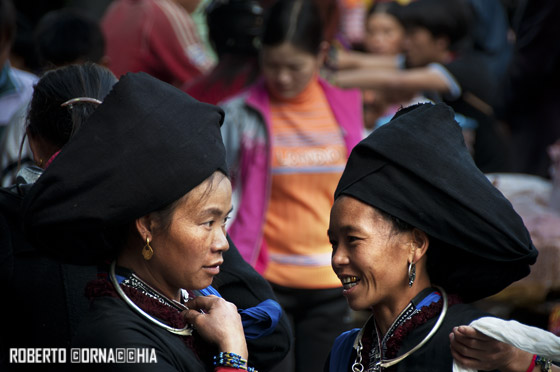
[351,286,448,372]
[109,260,194,336]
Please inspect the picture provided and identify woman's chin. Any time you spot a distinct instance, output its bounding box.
[346,296,371,312]
[188,278,214,291]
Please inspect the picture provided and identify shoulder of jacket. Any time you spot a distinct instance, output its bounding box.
[221,91,252,110]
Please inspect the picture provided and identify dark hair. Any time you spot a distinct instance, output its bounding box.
[26,63,117,149]
[206,0,263,57]
[34,9,105,69]
[150,171,229,232]
[261,0,324,55]
[0,0,16,48]
[375,207,414,235]
[397,0,473,51]
[367,1,403,20]
[312,0,340,44]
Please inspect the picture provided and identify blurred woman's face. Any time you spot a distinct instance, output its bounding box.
[261,42,322,100]
[149,172,232,297]
[329,196,410,311]
[363,13,404,55]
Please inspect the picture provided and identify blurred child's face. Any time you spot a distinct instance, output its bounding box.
[261,42,322,100]
[403,27,446,68]
[363,13,404,55]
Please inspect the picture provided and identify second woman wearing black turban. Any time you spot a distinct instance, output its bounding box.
[325,103,539,371]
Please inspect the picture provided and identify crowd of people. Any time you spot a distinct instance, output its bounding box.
[1,0,560,371]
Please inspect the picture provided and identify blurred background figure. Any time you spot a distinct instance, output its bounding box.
[0,0,37,141]
[0,7,108,186]
[332,0,510,173]
[0,64,116,370]
[496,0,560,178]
[332,0,414,52]
[184,0,264,105]
[6,0,63,73]
[34,9,107,69]
[7,0,111,72]
[472,0,560,340]
[336,0,368,49]
[362,1,405,55]
[466,0,513,87]
[360,1,428,135]
[220,0,363,370]
[101,0,215,86]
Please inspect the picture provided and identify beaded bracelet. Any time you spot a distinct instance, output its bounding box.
[213,352,258,372]
[535,355,552,372]
[526,354,537,372]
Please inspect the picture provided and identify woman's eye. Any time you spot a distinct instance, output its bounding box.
[204,221,214,227]
[222,216,230,226]
[347,236,360,243]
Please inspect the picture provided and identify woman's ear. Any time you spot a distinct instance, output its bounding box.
[135,215,154,242]
[27,132,42,166]
[409,228,429,263]
[27,129,59,168]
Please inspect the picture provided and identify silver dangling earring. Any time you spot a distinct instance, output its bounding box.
[408,262,416,287]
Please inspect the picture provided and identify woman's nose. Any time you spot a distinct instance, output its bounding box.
[331,247,349,268]
[214,229,230,252]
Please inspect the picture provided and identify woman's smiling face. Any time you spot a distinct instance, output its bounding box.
[329,196,411,311]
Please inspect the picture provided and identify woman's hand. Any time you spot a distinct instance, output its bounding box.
[183,295,248,359]
[450,326,533,372]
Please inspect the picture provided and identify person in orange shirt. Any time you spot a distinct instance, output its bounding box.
[220,1,363,370]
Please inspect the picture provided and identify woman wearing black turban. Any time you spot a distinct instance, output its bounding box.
[21,72,289,371]
[325,103,541,371]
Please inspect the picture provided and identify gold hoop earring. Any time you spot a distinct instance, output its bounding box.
[142,237,154,260]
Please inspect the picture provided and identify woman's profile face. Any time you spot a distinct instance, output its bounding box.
[328,196,410,311]
[363,12,405,55]
[261,42,321,100]
[149,172,232,296]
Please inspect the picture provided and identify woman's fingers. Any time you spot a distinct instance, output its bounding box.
[182,296,247,357]
[450,326,530,372]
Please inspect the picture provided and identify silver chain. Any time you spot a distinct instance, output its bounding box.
[351,338,364,372]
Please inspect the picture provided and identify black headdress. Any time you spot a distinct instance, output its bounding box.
[335,103,537,302]
[23,72,228,264]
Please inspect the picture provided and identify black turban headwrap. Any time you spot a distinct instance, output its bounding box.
[22,72,228,264]
[334,103,537,302]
